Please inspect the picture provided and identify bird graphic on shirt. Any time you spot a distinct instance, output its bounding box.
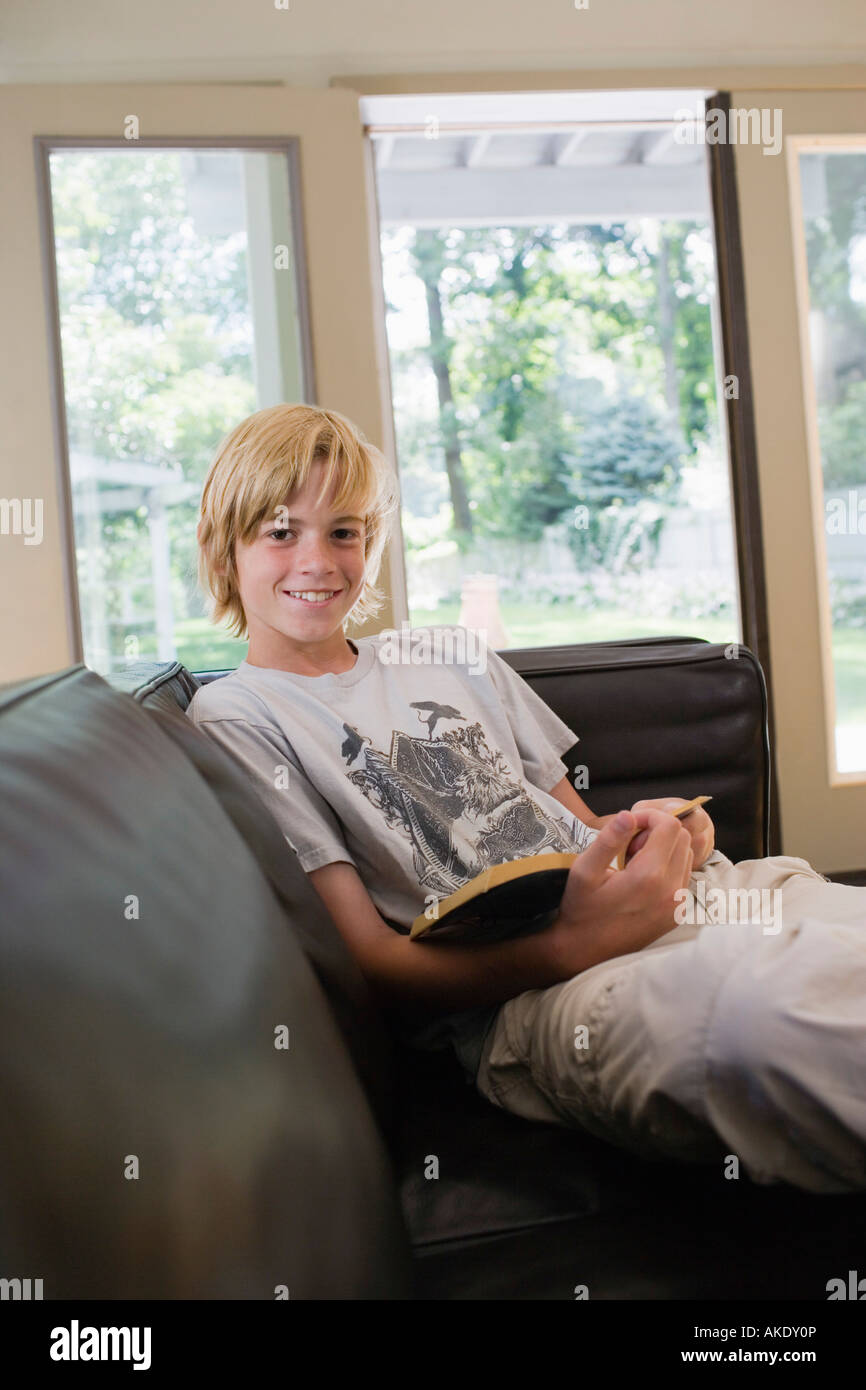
[409,701,466,739]
[341,723,371,765]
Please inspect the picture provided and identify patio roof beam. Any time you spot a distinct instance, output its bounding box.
[377,163,710,227]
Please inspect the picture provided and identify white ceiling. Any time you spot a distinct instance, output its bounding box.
[1,0,863,84]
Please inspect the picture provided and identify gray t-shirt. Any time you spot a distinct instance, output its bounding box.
[186,626,598,1078]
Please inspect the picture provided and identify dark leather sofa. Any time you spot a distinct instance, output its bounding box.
[2,635,864,1299]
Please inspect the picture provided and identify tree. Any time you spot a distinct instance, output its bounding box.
[397,220,704,548]
[565,389,684,570]
[408,230,474,540]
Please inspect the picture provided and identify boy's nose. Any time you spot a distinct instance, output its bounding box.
[292,534,339,574]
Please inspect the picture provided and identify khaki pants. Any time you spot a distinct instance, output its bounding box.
[475,851,866,1193]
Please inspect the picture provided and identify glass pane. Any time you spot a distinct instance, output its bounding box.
[372,107,740,653]
[48,146,308,676]
[798,148,866,775]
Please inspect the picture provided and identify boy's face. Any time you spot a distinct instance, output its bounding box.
[233,458,368,669]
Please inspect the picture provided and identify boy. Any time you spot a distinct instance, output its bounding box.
[188,403,866,1194]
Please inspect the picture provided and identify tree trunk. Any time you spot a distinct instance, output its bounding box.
[656,228,683,434]
[412,231,474,537]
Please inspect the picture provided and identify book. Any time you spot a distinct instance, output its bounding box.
[409,796,712,944]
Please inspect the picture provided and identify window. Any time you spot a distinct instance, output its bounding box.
[365,91,741,652]
[791,142,866,775]
[43,141,312,676]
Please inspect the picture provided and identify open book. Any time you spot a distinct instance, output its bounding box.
[409,796,711,944]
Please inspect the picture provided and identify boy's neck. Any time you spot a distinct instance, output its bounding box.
[246,631,359,676]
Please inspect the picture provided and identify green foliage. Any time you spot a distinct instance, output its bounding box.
[829,574,866,629]
[658,224,717,447]
[802,154,866,438]
[818,380,866,489]
[387,217,717,555]
[563,390,684,570]
[52,151,250,333]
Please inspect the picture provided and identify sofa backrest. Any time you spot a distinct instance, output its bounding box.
[0,664,413,1298]
[119,636,770,862]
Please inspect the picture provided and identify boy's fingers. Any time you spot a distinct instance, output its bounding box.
[571,810,686,890]
[624,828,649,861]
[570,811,639,890]
[667,825,694,891]
[617,807,690,874]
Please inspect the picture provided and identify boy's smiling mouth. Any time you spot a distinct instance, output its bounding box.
[283,588,343,605]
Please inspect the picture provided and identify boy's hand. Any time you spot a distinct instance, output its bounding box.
[626,797,714,869]
[548,807,694,978]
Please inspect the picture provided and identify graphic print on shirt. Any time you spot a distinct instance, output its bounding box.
[340,702,594,897]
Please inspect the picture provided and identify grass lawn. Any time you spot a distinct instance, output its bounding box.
[174,618,249,671]
[173,606,866,725]
[409,603,736,649]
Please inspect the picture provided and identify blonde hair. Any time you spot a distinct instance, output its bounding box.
[196,403,400,639]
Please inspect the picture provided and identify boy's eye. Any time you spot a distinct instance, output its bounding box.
[265,527,361,541]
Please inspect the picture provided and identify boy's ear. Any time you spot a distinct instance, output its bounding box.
[215,547,235,579]
[197,519,224,577]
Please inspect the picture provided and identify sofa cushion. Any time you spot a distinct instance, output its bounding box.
[0,664,412,1298]
[108,657,201,714]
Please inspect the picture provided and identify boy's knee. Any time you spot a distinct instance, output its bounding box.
[705,943,800,1083]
